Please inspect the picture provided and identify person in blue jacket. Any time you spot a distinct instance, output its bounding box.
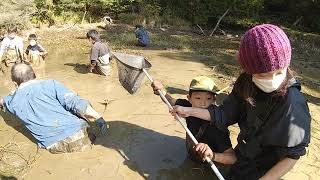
[135,25,150,47]
[0,63,108,153]
[170,24,311,180]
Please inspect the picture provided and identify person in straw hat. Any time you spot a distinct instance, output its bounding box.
[152,76,236,165]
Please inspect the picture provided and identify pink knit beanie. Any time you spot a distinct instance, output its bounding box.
[237,24,291,74]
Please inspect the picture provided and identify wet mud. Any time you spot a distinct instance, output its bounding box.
[0,25,319,180]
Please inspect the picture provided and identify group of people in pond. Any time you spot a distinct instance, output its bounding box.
[0,26,47,76]
[85,25,150,76]
[0,24,150,77]
[0,23,310,180]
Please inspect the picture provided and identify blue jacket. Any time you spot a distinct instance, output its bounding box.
[3,79,89,148]
[135,27,150,46]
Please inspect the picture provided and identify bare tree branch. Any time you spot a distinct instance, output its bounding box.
[293,16,303,26]
[81,10,87,24]
[196,24,206,36]
[210,7,230,36]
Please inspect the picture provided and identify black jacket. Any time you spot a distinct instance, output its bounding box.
[208,80,311,180]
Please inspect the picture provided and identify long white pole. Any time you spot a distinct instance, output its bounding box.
[142,69,225,180]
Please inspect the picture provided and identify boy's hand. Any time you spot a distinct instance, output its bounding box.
[151,80,165,95]
[170,105,192,118]
[40,52,48,57]
[194,143,215,162]
[88,64,94,73]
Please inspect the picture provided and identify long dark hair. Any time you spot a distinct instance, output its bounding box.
[233,68,295,106]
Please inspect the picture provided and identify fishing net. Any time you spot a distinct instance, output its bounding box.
[113,53,151,94]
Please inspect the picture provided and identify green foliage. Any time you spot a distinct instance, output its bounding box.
[118,13,143,25]
[161,14,190,28]
[224,17,259,28]
[31,0,55,25]
[2,0,319,33]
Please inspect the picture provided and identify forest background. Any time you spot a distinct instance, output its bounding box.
[0,0,319,34]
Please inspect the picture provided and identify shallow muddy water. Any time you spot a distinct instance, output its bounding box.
[0,26,319,180]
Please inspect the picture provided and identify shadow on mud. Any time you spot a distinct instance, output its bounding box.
[303,92,320,106]
[0,112,226,179]
[0,175,17,180]
[75,36,88,40]
[0,111,36,144]
[94,120,222,180]
[64,63,89,74]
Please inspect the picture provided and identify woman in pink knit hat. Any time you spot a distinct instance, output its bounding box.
[171,24,311,180]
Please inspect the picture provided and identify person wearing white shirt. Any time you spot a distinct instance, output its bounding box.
[0,26,24,67]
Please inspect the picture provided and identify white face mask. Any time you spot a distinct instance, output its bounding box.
[8,34,15,40]
[252,69,287,93]
[29,40,37,46]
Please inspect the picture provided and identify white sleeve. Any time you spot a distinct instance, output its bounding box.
[84,105,101,120]
[0,38,8,56]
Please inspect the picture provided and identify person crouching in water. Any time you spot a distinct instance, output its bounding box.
[135,25,150,47]
[151,76,236,165]
[25,34,48,67]
[0,63,108,153]
[0,25,24,68]
[171,24,311,180]
[86,30,111,76]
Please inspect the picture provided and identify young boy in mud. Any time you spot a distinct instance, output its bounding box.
[25,34,48,66]
[0,25,24,68]
[152,76,236,164]
[86,29,111,76]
